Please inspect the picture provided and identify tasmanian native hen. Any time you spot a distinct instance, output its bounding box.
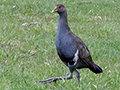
[39,4,103,83]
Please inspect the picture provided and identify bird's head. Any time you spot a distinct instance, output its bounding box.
[52,4,66,14]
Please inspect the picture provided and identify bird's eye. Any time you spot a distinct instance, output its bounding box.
[59,6,62,8]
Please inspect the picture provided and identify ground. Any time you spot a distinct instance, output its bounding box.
[0,0,120,90]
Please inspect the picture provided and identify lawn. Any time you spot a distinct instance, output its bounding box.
[0,0,120,90]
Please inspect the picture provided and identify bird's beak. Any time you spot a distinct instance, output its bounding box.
[52,6,57,13]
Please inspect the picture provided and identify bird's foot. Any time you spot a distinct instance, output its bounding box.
[39,77,63,83]
[39,73,73,83]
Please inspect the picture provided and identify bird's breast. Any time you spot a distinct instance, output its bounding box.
[56,35,77,63]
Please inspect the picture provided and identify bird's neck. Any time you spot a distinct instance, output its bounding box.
[58,12,70,33]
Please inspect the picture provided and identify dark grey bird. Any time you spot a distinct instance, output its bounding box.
[39,4,102,83]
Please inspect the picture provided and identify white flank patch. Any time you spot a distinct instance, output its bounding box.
[73,49,79,65]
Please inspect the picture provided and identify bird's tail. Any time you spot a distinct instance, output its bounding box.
[89,64,103,74]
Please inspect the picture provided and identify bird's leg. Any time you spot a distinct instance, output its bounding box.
[39,72,73,83]
[74,70,80,83]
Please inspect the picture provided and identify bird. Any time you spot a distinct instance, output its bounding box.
[39,4,102,83]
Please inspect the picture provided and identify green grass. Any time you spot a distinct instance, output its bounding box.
[0,0,120,90]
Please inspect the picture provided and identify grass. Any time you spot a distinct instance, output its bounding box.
[0,0,120,90]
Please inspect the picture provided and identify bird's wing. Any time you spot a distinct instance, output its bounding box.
[75,37,95,67]
[68,31,95,67]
